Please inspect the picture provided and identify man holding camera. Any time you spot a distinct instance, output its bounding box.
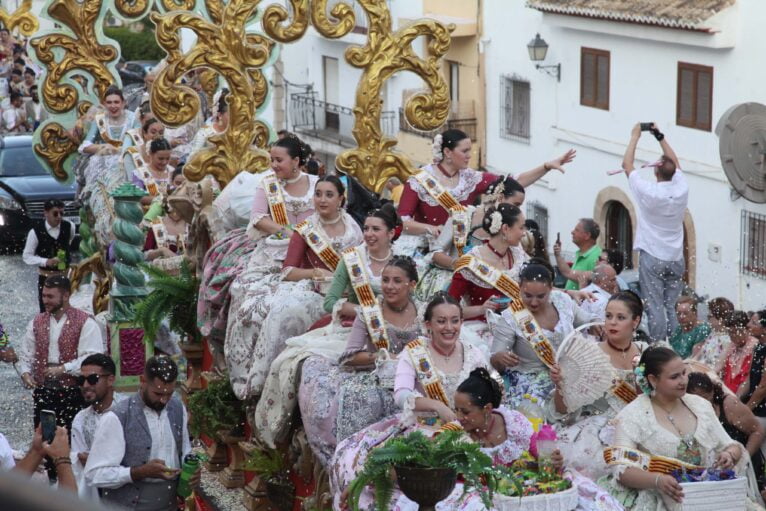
[622,123,688,341]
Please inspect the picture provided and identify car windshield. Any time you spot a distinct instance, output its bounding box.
[0,146,49,177]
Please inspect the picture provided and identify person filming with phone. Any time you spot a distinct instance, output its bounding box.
[622,122,687,342]
[16,275,103,481]
[85,356,200,511]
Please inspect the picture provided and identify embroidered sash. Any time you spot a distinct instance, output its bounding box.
[126,128,142,148]
[125,146,146,170]
[405,337,450,407]
[151,218,169,249]
[295,219,340,271]
[610,379,639,405]
[438,422,464,433]
[261,171,289,226]
[95,113,122,147]
[137,166,165,197]
[342,247,390,350]
[454,255,556,368]
[412,171,470,255]
[603,446,704,475]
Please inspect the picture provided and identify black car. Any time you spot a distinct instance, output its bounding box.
[0,135,79,252]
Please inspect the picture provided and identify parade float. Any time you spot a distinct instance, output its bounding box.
[26,0,457,508]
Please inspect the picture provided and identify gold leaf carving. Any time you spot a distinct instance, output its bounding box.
[34,122,79,181]
[262,0,309,43]
[311,0,355,39]
[0,0,39,36]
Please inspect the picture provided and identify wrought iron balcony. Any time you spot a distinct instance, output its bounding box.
[290,92,397,148]
[398,108,477,142]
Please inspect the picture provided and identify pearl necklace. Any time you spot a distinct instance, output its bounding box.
[368,249,392,263]
[319,213,343,225]
[282,172,303,185]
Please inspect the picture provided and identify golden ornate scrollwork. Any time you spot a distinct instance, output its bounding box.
[34,122,79,181]
[262,0,309,43]
[311,0,355,39]
[150,0,275,186]
[331,0,453,192]
[112,0,150,19]
[0,0,39,36]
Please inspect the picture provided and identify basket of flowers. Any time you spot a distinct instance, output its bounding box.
[660,468,747,511]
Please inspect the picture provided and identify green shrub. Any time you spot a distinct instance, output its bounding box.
[104,26,165,61]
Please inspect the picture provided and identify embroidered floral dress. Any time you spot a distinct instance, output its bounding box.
[690,330,731,370]
[224,211,361,400]
[197,172,318,346]
[491,290,596,408]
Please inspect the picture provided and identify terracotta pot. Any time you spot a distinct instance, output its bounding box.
[265,477,295,511]
[395,466,457,511]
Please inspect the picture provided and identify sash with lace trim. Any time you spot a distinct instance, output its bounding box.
[405,337,450,407]
[295,219,340,271]
[412,171,470,256]
[126,128,142,148]
[151,218,188,253]
[261,171,289,226]
[136,166,167,197]
[125,146,145,170]
[95,113,122,147]
[454,255,556,368]
[610,379,639,405]
[603,446,704,474]
[342,247,390,350]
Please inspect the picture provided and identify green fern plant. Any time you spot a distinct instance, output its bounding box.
[243,446,287,481]
[187,376,243,438]
[133,260,202,344]
[347,429,499,511]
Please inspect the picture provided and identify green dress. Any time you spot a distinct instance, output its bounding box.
[670,323,712,358]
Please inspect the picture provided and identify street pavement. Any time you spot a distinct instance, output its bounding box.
[0,254,37,452]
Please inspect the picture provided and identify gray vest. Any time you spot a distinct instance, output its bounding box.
[101,392,185,510]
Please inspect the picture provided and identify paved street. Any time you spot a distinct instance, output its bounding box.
[0,254,37,452]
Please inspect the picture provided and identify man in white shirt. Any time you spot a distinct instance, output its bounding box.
[85,356,199,510]
[16,275,103,480]
[22,199,76,312]
[2,90,30,132]
[580,264,619,322]
[71,353,121,501]
[622,123,688,341]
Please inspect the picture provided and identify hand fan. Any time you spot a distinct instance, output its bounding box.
[555,323,614,411]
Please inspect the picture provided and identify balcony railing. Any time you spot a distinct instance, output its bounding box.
[290,92,397,148]
[398,108,477,142]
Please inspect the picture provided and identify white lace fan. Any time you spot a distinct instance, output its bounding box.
[555,322,614,411]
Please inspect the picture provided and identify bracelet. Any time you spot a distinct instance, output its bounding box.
[654,474,660,489]
[54,457,72,466]
[651,129,665,142]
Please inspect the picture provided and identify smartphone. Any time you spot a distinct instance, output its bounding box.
[556,232,561,244]
[40,409,56,444]
[640,122,654,131]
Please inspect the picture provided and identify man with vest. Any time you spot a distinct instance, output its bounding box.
[86,356,200,510]
[16,275,103,480]
[22,199,76,312]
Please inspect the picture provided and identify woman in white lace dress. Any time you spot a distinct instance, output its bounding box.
[603,346,763,510]
[224,175,360,399]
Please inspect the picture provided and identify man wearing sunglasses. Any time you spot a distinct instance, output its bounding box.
[22,199,76,312]
[70,353,121,501]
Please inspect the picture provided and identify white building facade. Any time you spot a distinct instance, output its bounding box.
[482,0,766,310]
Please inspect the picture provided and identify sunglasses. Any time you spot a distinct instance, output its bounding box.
[76,374,104,386]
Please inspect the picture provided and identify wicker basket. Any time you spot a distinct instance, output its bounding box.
[661,477,747,511]
[494,484,578,511]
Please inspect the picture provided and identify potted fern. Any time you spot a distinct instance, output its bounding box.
[348,429,498,511]
[243,446,294,511]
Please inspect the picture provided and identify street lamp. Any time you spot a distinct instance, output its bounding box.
[527,33,561,82]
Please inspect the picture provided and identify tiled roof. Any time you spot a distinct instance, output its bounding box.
[526,0,736,30]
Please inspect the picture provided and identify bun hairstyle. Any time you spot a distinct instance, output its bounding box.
[424,291,461,322]
[687,372,726,408]
[142,117,160,135]
[457,368,502,409]
[385,255,419,282]
[487,176,525,200]
[519,259,554,286]
[638,346,680,390]
[607,290,644,320]
[316,175,346,208]
[149,137,171,154]
[368,202,402,231]
[273,134,311,167]
[441,129,469,153]
[103,85,124,102]
[482,203,523,236]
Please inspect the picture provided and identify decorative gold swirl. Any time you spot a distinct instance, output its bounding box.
[150,0,274,187]
[0,0,39,36]
[333,0,453,192]
[77,101,93,118]
[34,122,79,181]
[311,0,355,39]
[262,0,309,43]
[112,0,150,19]
[160,0,196,11]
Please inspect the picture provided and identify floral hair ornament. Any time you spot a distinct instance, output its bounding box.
[634,363,652,395]
[489,210,503,235]
[432,133,444,163]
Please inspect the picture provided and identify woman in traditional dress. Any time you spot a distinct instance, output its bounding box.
[549,291,649,480]
[143,193,190,261]
[188,88,229,155]
[132,138,173,208]
[687,371,766,490]
[490,262,596,408]
[602,346,762,509]
[690,297,733,369]
[197,135,317,346]
[331,293,489,510]
[122,115,164,182]
[253,206,401,450]
[720,310,759,394]
[224,175,356,399]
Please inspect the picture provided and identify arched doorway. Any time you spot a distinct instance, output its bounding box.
[604,200,634,269]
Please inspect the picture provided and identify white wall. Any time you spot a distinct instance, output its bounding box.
[483,0,766,310]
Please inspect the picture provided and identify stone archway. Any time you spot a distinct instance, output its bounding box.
[593,187,638,268]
